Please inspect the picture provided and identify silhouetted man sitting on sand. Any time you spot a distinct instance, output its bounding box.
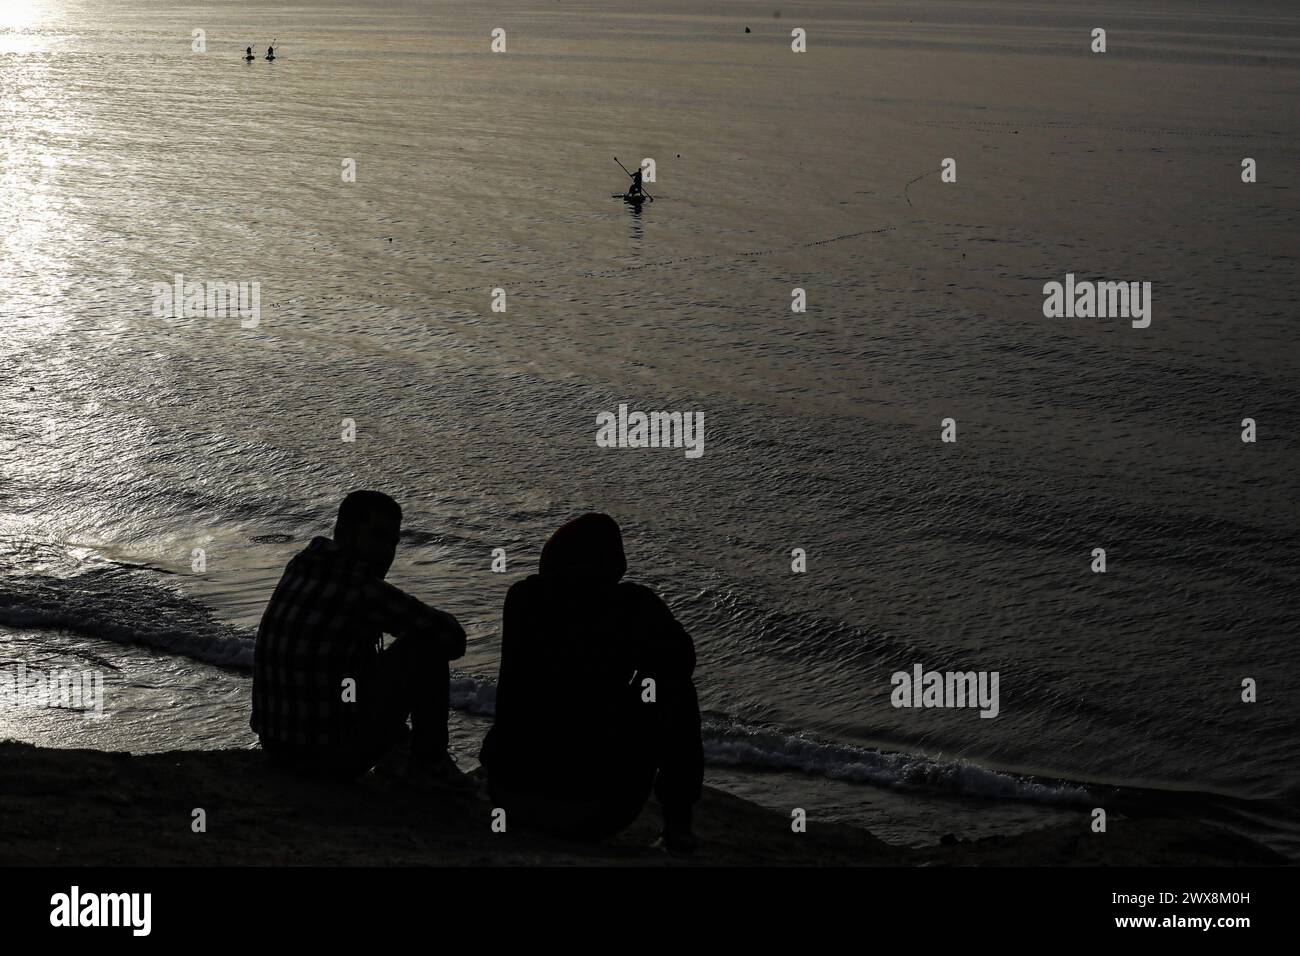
[480,513,703,852]
[251,490,472,789]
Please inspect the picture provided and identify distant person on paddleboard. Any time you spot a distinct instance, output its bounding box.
[266,44,276,59]
[245,46,253,59]
[627,167,645,200]
[613,157,652,202]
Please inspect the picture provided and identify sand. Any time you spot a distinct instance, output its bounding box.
[0,742,1283,866]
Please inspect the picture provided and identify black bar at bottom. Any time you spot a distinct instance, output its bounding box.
[4,865,1295,942]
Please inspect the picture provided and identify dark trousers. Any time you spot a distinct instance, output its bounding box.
[488,676,703,839]
[263,635,451,779]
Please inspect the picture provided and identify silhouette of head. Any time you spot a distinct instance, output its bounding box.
[539,513,627,583]
[334,490,402,577]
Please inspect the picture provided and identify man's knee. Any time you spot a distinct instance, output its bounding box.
[380,637,451,686]
[385,634,440,665]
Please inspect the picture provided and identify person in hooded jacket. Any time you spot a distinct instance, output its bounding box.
[479,513,703,853]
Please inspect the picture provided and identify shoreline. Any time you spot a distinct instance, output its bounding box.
[0,741,1285,866]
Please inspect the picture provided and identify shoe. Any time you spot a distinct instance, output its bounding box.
[408,753,482,796]
[657,825,698,855]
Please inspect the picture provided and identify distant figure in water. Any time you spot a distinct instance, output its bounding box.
[244,46,253,59]
[251,491,473,790]
[627,167,645,199]
[266,45,275,58]
[480,513,703,852]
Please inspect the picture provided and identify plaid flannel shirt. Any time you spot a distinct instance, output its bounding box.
[251,536,462,749]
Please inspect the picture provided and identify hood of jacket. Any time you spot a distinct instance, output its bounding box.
[538,513,627,584]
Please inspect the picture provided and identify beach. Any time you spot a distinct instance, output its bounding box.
[0,741,1285,866]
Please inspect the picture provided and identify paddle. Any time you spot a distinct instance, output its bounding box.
[613,156,654,202]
